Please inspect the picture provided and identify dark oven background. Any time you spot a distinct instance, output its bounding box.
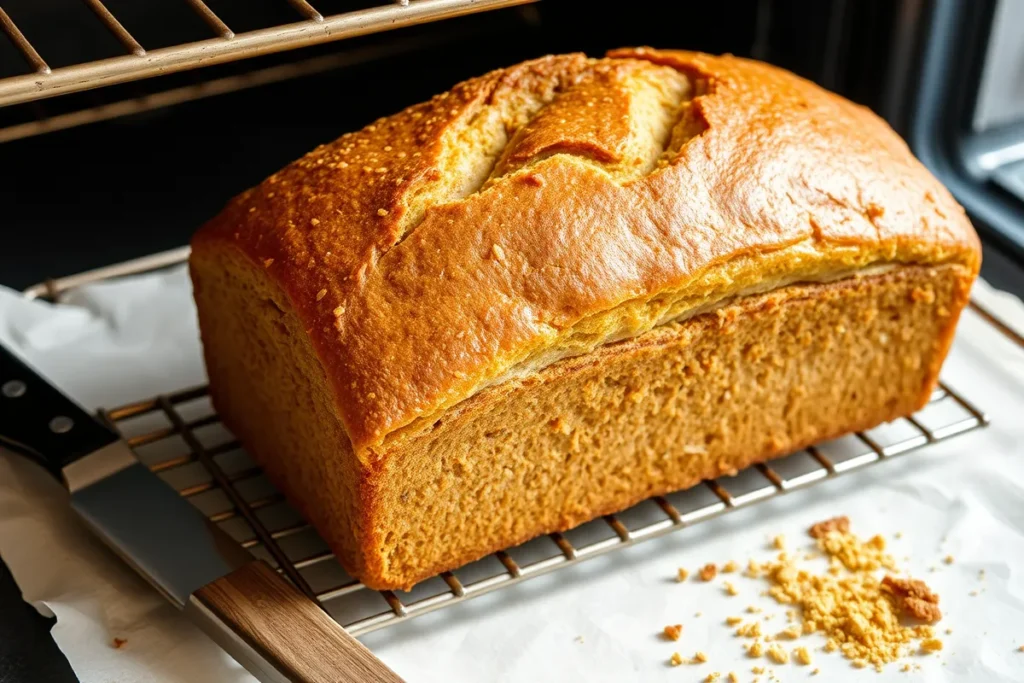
[0,0,906,290]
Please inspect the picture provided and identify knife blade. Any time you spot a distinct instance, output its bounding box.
[1,342,402,683]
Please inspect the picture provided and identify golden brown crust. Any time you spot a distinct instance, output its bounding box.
[192,48,980,455]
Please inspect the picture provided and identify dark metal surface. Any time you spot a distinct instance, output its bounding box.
[71,458,251,608]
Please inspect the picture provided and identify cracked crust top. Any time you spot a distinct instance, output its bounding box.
[191,48,980,456]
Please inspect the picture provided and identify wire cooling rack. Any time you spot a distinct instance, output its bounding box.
[98,380,987,636]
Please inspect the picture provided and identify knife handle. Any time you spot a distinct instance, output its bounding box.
[192,561,404,683]
[0,342,119,475]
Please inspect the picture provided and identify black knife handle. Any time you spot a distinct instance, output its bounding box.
[0,342,119,475]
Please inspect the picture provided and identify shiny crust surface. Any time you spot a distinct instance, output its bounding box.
[192,48,980,453]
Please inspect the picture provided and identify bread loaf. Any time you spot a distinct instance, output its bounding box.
[190,49,979,590]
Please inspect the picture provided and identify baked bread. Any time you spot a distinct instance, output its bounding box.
[190,48,980,590]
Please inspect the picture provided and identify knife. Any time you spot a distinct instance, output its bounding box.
[0,343,402,683]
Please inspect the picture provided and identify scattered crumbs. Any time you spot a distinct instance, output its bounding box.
[736,621,762,638]
[574,635,584,644]
[700,563,719,581]
[746,559,762,578]
[778,626,801,640]
[111,638,127,649]
[772,535,786,551]
[728,672,739,683]
[853,659,868,669]
[824,639,838,653]
[705,673,720,683]
[811,667,820,675]
[726,616,744,626]
[945,628,952,635]
[794,646,812,665]
[316,288,327,301]
[696,612,703,618]
[1018,645,1024,652]
[921,639,943,653]
[724,581,739,596]
[752,666,765,674]
[670,652,684,667]
[677,567,690,582]
[895,532,903,539]
[808,516,850,539]
[722,560,739,574]
[747,605,762,614]
[694,651,708,663]
[766,644,789,664]
[748,641,764,657]
[969,590,979,597]
[901,664,912,672]
[663,624,683,641]
[881,575,942,622]
[944,555,955,565]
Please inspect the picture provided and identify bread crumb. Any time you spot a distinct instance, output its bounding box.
[700,564,718,581]
[677,567,690,582]
[747,605,762,614]
[736,621,762,638]
[377,208,389,216]
[722,560,739,573]
[944,555,954,565]
[748,641,764,657]
[823,639,838,653]
[670,652,684,667]
[724,581,739,596]
[945,628,952,635]
[111,638,127,649]
[794,646,812,665]
[766,644,789,664]
[921,639,943,653]
[969,590,979,597]
[752,666,765,674]
[490,243,506,261]
[316,289,327,301]
[726,616,744,626]
[728,672,739,682]
[694,651,708,663]
[895,532,903,539]
[705,674,720,682]
[310,217,320,226]
[772,535,786,550]
[574,635,584,643]
[808,516,850,539]
[853,659,868,668]
[901,663,912,672]
[881,575,942,622]
[663,624,683,641]
[811,667,820,675]
[778,626,801,640]
[696,612,703,617]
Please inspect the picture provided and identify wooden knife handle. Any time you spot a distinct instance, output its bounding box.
[194,561,403,683]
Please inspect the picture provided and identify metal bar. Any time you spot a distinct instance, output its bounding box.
[0,7,50,74]
[969,300,1024,348]
[23,247,191,302]
[0,0,536,107]
[704,479,734,506]
[549,532,577,560]
[495,551,521,578]
[82,0,146,56]
[938,380,990,425]
[904,414,934,442]
[653,496,682,525]
[0,35,441,145]
[806,445,836,475]
[441,572,465,597]
[380,591,407,617]
[158,397,317,600]
[756,463,785,490]
[603,515,631,542]
[183,0,234,38]
[285,0,324,22]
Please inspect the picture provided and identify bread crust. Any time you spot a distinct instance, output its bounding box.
[191,49,980,454]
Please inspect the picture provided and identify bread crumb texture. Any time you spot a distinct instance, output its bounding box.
[663,624,683,641]
[700,563,719,582]
[662,517,947,673]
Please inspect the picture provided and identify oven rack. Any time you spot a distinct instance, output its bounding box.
[0,0,535,142]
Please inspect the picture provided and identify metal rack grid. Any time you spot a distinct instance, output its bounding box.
[98,377,988,637]
[0,0,533,106]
